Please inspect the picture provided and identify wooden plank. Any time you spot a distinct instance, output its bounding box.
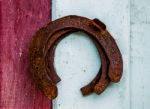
[130,0,150,109]
[0,0,52,108]
[52,0,130,109]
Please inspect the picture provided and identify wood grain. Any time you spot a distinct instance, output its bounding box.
[53,0,130,109]
[0,0,52,108]
[130,0,150,109]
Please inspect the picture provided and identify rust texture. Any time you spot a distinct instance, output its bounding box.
[29,15,123,100]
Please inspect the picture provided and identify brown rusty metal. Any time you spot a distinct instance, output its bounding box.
[29,15,123,100]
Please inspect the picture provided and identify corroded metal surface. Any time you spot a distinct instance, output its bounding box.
[29,15,123,100]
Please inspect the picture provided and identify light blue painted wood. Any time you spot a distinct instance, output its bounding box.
[51,0,130,109]
[130,0,150,109]
[50,0,150,109]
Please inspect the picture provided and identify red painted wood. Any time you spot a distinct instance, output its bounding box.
[0,0,52,109]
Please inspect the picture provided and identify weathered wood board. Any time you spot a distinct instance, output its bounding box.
[0,0,52,108]
[52,0,150,109]
[130,0,150,109]
[52,0,130,109]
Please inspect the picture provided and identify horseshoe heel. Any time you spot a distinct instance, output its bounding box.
[80,39,109,96]
[93,40,110,94]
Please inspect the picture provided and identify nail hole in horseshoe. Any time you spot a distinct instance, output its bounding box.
[50,32,101,99]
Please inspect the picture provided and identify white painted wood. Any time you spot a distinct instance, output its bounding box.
[130,0,150,109]
[52,0,130,109]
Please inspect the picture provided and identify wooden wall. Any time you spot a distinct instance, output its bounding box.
[52,0,150,109]
[1,0,150,109]
[0,0,52,108]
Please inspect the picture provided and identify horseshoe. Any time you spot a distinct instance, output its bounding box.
[43,16,123,82]
[29,15,123,100]
[45,29,109,96]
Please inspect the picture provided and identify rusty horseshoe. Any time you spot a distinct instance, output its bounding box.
[29,15,123,100]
